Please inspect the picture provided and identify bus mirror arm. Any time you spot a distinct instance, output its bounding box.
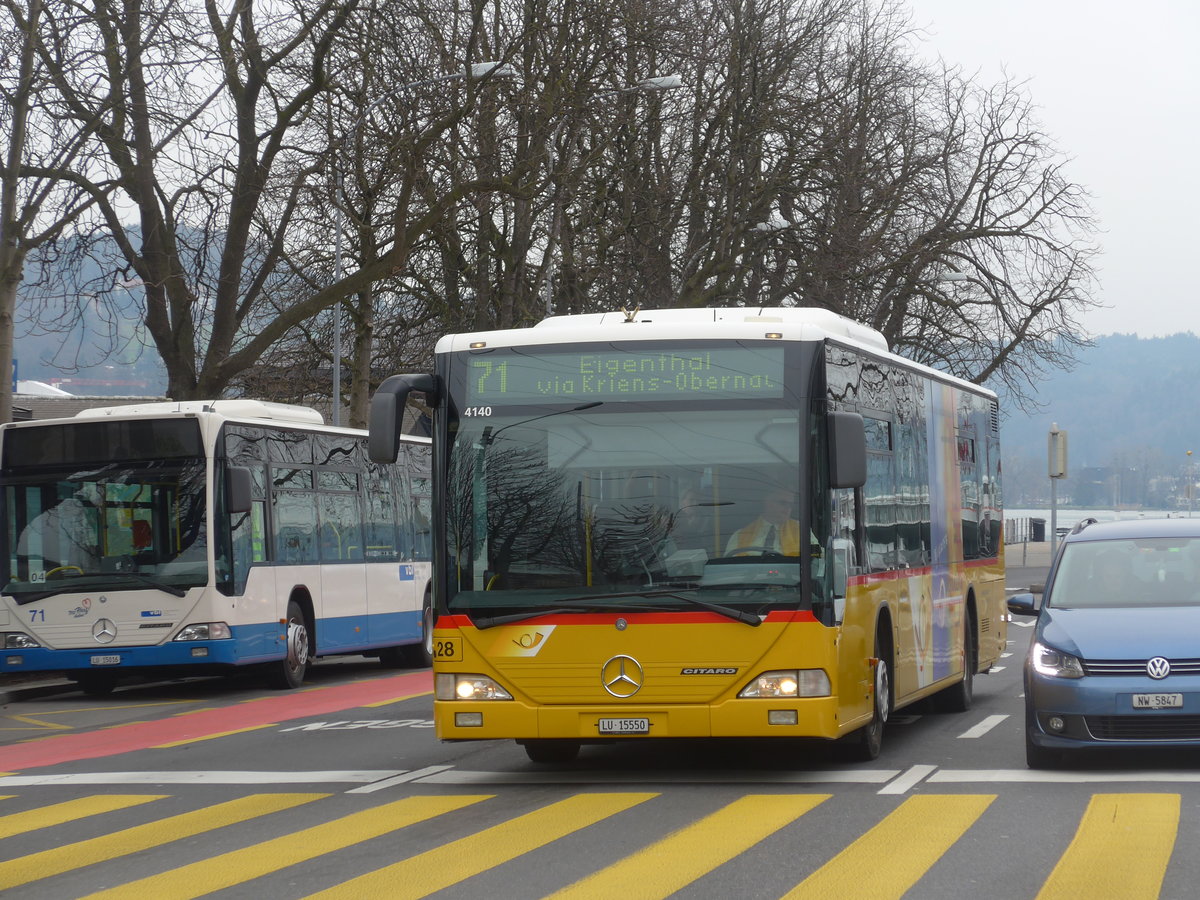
[828,411,867,489]
[369,373,439,464]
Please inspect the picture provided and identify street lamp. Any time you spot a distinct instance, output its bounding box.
[330,62,518,425]
[542,74,685,316]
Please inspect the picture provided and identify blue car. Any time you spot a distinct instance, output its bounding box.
[1008,517,1200,768]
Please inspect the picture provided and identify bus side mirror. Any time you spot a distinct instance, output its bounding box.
[369,373,439,463]
[226,465,252,515]
[828,411,866,489]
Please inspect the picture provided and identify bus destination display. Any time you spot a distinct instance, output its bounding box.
[467,347,785,403]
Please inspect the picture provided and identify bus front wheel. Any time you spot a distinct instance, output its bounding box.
[852,649,891,761]
[268,601,310,689]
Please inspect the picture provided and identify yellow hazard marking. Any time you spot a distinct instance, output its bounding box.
[549,793,830,899]
[0,792,326,889]
[0,794,165,839]
[1037,793,1178,900]
[151,723,277,748]
[363,690,433,708]
[77,795,491,900]
[305,792,658,900]
[783,794,995,900]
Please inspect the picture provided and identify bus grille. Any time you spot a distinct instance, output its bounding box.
[1086,715,1200,741]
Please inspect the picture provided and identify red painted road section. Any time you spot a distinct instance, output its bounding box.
[0,670,432,773]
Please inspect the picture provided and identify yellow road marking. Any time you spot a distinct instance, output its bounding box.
[78,794,491,900]
[0,792,325,889]
[1037,793,1178,900]
[151,723,277,748]
[306,792,658,900]
[363,690,433,708]
[0,795,165,839]
[0,714,74,731]
[549,793,829,899]
[783,794,995,900]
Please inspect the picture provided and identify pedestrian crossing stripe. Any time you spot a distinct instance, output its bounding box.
[0,793,324,890]
[0,794,164,840]
[306,793,658,900]
[78,794,491,900]
[1036,793,1178,900]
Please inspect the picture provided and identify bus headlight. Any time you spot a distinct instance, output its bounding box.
[173,622,232,641]
[436,673,513,701]
[739,669,830,698]
[2,632,41,649]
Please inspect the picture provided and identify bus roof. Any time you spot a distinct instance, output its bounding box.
[72,399,326,426]
[435,306,995,399]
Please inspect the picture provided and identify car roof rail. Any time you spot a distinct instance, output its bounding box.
[1071,517,1100,534]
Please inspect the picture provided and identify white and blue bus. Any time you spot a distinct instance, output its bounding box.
[0,400,432,695]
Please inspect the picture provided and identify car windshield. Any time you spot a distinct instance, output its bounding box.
[1050,536,1200,609]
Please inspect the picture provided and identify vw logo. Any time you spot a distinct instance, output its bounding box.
[92,618,118,644]
[601,655,643,698]
[1147,657,1171,680]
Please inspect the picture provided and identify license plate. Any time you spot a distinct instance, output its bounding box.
[90,655,121,666]
[1133,693,1183,709]
[598,717,649,735]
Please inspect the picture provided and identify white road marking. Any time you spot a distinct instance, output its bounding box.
[0,770,405,787]
[957,715,1009,739]
[1010,620,1035,628]
[346,765,455,793]
[414,768,899,785]
[930,769,1200,784]
[1001,652,1013,658]
[878,764,936,795]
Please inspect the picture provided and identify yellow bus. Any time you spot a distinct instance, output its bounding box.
[370,306,1005,762]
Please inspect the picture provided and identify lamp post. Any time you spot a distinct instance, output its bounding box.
[330,62,517,425]
[1188,450,1194,517]
[542,75,684,317]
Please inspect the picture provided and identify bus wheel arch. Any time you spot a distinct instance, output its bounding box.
[268,591,313,690]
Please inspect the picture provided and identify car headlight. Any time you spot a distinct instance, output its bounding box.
[436,673,513,701]
[738,669,830,698]
[173,622,232,641]
[1030,641,1084,679]
[2,632,41,649]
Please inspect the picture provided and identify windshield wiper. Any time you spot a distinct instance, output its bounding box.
[557,589,762,626]
[9,571,187,605]
[471,601,662,629]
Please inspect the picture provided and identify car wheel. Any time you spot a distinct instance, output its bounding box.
[522,740,581,764]
[1025,731,1062,769]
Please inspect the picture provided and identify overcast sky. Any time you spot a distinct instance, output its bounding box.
[906,0,1200,338]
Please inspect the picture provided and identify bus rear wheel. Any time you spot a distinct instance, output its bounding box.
[268,601,310,689]
[521,740,581,764]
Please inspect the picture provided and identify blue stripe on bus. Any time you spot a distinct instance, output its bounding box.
[0,610,425,673]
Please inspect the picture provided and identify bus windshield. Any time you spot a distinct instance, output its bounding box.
[446,400,814,620]
[3,460,209,602]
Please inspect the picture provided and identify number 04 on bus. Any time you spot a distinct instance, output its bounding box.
[369,307,1005,763]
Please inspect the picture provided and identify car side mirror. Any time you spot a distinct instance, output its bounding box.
[1007,592,1038,616]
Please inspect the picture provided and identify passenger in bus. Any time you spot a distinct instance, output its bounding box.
[725,491,814,557]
